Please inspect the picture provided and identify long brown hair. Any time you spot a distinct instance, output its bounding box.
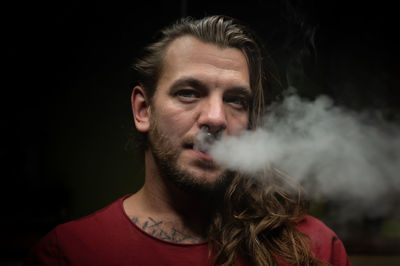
[208,168,327,265]
[133,15,326,266]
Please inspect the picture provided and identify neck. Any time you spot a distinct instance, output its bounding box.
[123,150,220,243]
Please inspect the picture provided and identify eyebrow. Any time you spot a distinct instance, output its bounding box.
[169,77,252,97]
[169,77,208,92]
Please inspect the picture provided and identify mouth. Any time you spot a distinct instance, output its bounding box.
[183,127,218,163]
[184,143,206,153]
[193,142,208,153]
[184,143,214,162]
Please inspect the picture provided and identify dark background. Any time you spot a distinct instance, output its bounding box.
[3,0,400,264]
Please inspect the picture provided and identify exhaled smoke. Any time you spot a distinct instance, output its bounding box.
[207,89,400,220]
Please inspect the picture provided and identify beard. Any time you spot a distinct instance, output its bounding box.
[148,116,233,196]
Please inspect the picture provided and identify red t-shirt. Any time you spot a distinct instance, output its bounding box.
[25,195,351,265]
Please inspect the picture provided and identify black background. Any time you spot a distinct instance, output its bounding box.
[3,0,400,263]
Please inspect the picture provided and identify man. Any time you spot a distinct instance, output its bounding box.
[26,16,351,265]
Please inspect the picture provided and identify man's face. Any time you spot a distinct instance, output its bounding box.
[148,35,251,193]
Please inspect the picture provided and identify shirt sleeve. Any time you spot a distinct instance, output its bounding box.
[24,229,68,266]
[330,236,352,266]
[295,215,352,266]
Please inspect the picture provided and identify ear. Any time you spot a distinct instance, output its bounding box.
[131,86,151,133]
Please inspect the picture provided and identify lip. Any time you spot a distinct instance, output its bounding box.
[189,148,214,162]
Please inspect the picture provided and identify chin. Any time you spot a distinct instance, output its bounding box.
[186,166,225,183]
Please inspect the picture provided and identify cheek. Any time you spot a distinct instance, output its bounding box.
[154,109,194,137]
[228,113,249,135]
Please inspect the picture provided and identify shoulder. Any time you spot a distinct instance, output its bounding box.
[295,215,352,266]
[51,194,134,247]
[25,195,132,265]
[56,195,128,235]
[295,215,337,242]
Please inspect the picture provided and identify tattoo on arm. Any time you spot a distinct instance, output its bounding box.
[131,216,205,243]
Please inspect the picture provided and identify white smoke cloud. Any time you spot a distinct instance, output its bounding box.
[208,88,400,219]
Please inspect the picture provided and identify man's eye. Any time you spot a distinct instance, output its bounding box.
[224,96,249,110]
[175,90,199,101]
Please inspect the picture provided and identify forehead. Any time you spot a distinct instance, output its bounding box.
[159,35,250,89]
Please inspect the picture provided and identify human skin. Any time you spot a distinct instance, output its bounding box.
[124,35,251,243]
[146,35,250,182]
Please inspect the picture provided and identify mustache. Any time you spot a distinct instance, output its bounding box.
[182,135,196,147]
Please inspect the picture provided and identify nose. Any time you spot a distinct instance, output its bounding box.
[198,95,227,135]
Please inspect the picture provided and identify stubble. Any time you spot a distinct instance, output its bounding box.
[147,113,233,196]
